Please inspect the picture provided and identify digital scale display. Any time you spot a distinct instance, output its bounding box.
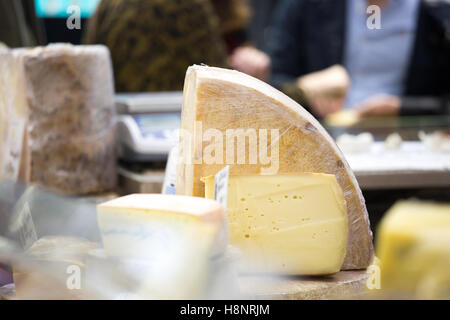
[133,114,181,140]
[117,113,181,161]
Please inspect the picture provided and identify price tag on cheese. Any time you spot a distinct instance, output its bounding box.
[212,166,230,258]
[10,201,38,251]
[162,146,178,195]
[214,166,229,211]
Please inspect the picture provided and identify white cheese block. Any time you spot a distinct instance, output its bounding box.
[97,194,226,259]
[97,194,226,299]
[177,65,373,270]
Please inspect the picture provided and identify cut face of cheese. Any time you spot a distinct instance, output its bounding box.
[177,65,373,270]
[376,201,450,299]
[202,173,348,275]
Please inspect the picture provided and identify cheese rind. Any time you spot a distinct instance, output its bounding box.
[0,44,117,194]
[177,65,373,270]
[202,173,348,275]
[376,201,450,299]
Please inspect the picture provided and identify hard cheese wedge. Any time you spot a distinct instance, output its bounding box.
[177,65,372,270]
[202,173,348,275]
[376,201,450,299]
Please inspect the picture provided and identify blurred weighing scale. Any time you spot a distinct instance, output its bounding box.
[116,92,182,162]
[115,92,182,194]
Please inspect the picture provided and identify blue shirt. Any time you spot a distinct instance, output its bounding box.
[344,0,420,108]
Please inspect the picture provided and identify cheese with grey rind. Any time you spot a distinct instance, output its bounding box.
[2,44,117,194]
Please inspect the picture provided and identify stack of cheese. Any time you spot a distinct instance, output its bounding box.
[0,44,117,194]
[177,65,373,274]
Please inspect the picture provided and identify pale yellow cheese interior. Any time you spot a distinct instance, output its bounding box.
[203,173,348,275]
[376,201,450,299]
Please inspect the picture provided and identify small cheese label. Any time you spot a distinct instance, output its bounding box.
[162,146,178,195]
[214,166,229,211]
[10,202,38,250]
[211,166,230,258]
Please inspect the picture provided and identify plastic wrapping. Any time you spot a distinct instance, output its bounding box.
[0,181,241,300]
[177,65,374,270]
[3,44,117,194]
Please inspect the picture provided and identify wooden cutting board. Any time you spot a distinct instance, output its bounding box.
[239,270,369,300]
[2,271,368,300]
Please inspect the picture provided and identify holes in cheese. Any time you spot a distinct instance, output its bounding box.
[177,65,372,270]
[202,173,348,275]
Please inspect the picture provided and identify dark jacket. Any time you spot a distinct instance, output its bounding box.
[267,0,450,115]
[0,0,45,48]
[84,0,228,93]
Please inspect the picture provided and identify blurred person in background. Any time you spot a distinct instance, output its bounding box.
[84,0,271,92]
[267,0,450,118]
[211,0,251,54]
[213,0,272,81]
[0,0,45,48]
[84,0,229,92]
